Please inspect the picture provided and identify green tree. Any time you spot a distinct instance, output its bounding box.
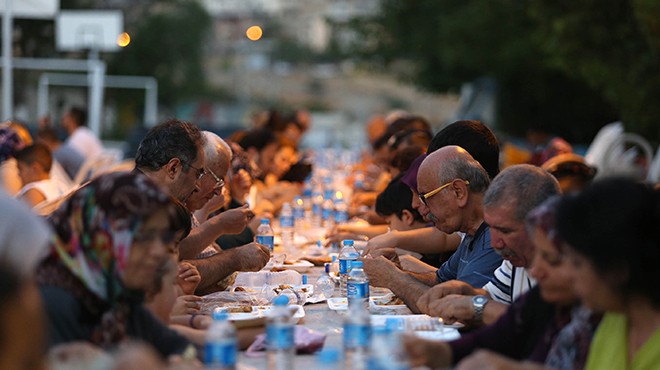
[107,0,211,106]
[350,0,649,142]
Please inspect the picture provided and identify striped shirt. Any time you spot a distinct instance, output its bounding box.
[483,260,536,304]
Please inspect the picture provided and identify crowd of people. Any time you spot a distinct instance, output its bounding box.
[0,107,658,370]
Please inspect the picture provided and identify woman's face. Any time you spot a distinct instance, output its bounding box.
[528,226,577,306]
[564,248,623,312]
[271,146,296,177]
[122,211,174,291]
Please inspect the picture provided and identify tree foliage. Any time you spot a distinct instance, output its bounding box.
[107,0,211,106]
[351,0,659,142]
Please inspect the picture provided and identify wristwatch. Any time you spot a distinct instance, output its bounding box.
[472,295,489,322]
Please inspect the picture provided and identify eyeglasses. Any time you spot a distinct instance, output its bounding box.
[206,167,225,189]
[182,160,206,180]
[418,179,470,206]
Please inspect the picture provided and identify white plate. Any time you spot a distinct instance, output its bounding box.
[327,297,348,310]
[369,294,407,310]
[413,329,461,341]
[280,260,315,272]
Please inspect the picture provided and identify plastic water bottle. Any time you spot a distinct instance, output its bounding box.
[339,240,359,297]
[293,196,305,231]
[311,190,324,227]
[280,202,294,248]
[334,199,349,224]
[267,295,295,370]
[321,198,335,228]
[366,325,408,370]
[316,347,342,370]
[205,308,238,370]
[256,219,275,256]
[347,261,369,310]
[344,301,371,370]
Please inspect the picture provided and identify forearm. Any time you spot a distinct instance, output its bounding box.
[339,224,389,238]
[388,271,433,313]
[187,251,241,294]
[392,229,461,254]
[178,217,228,259]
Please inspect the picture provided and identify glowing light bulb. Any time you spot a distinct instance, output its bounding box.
[246,26,263,41]
[117,32,131,47]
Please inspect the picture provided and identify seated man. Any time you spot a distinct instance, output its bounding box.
[15,143,70,207]
[416,164,561,326]
[134,121,269,295]
[363,146,502,312]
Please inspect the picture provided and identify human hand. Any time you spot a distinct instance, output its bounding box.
[361,256,402,288]
[233,242,270,271]
[456,350,527,370]
[177,262,201,295]
[402,333,452,369]
[423,294,474,324]
[416,280,477,313]
[214,205,255,235]
[363,231,397,256]
[367,247,400,266]
[324,227,360,247]
[248,212,273,234]
[171,295,203,316]
[200,192,226,218]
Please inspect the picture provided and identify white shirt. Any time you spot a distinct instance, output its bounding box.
[483,260,536,304]
[67,127,103,159]
[16,178,70,207]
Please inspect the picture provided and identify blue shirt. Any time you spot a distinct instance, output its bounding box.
[435,222,502,287]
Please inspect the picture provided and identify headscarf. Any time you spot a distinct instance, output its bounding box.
[0,126,27,162]
[38,171,177,347]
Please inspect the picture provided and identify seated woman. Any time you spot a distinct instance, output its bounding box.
[556,177,660,370]
[36,171,193,358]
[405,197,600,370]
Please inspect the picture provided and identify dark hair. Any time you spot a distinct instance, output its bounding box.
[237,128,278,152]
[170,198,192,242]
[37,127,61,143]
[427,120,500,179]
[14,143,53,172]
[135,119,203,172]
[375,176,425,223]
[390,146,426,174]
[556,177,660,307]
[68,107,87,127]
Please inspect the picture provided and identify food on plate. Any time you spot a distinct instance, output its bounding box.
[226,305,253,313]
[374,296,405,306]
[273,284,294,294]
[233,286,247,292]
[301,256,332,266]
[283,260,296,265]
[269,267,287,272]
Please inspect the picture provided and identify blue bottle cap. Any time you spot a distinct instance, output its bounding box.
[260,218,270,224]
[343,239,354,246]
[212,307,229,321]
[273,295,290,306]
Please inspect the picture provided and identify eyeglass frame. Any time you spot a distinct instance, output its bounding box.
[181,159,206,180]
[206,167,225,189]
[418,179,470,206]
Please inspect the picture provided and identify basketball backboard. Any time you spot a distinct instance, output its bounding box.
[0,0,59,19]
[56,10,124,52]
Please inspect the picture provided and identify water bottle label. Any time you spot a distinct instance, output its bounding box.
[280,215,294,228]
[347,281,369,300]
[339,259,353,274]
[344,323,370,348]
[322,207,334,221]
[312,203,321,215]
[204,340,237,366]
[293,208,305,220]
[266,325,294,350]
[335,210,349,223]
[256,235,274,252]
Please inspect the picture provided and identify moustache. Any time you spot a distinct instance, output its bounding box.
[495,248,518,259]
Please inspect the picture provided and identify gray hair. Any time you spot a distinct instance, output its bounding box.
[438,156,490,193]
[484,164,560,221]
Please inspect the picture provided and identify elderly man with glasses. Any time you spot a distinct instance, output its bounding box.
[362,145,502,313]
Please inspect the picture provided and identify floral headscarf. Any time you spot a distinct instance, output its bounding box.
[0,126,27,162]
[46,171,175,302]
[37,171,181,347]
